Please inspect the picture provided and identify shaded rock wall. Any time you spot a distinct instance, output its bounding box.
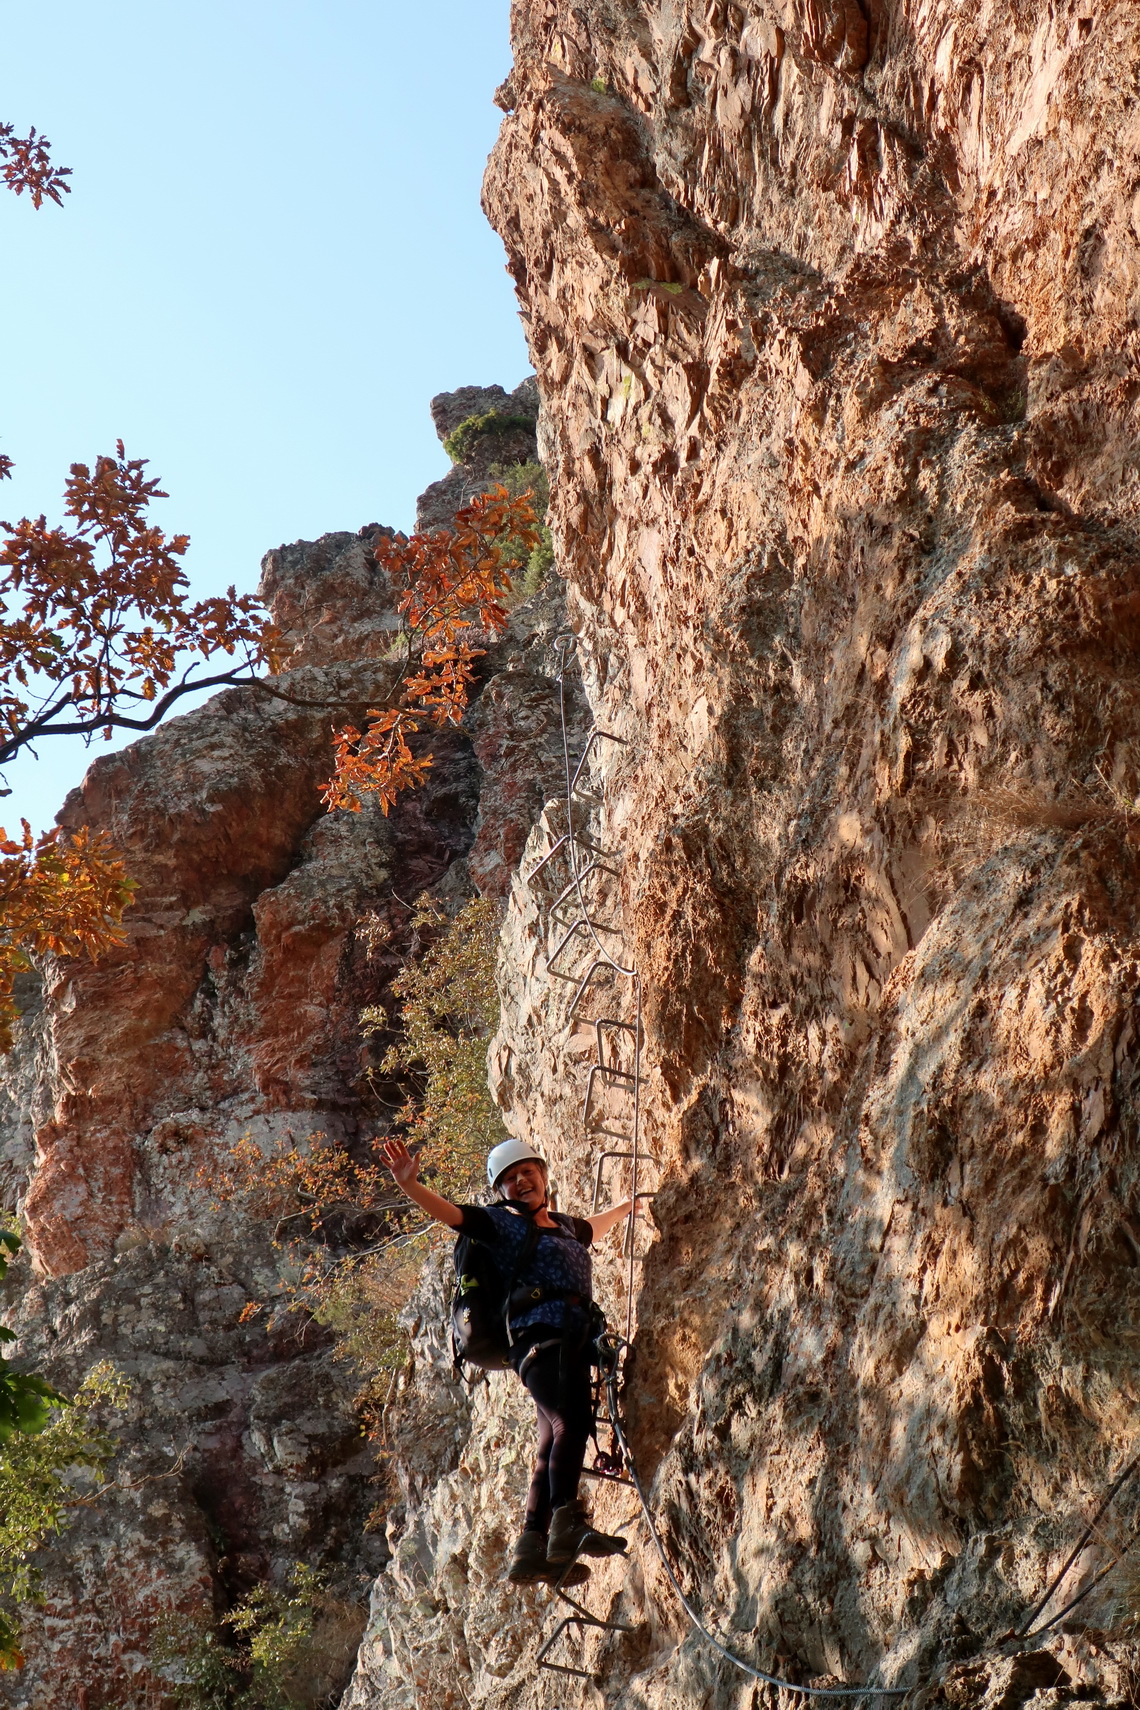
[344,2,1140,1707]
[0,388,562,1709]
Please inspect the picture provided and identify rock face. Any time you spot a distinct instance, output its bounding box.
[0,390,566,1708]
[416,378,540,532]
[342,3,1140,1708]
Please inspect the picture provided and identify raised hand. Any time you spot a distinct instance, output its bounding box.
[380,1137,419,1188]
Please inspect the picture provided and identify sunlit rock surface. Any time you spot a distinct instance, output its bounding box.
[343,1,1140,1706]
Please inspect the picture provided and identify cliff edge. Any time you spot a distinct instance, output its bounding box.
[344,2,1140,1706]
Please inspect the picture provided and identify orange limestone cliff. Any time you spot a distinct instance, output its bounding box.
[341,3,1140,1707]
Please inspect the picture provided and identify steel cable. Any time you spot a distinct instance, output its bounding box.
[542,636,1139,1695]
[597,1339,908,1701]
[1013,1452,1140,1638]
[555,639,900,1695]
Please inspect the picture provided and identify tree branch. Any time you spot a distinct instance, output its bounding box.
[0,668,392,767]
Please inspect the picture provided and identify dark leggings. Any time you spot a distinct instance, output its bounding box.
[520,1341,593,1534]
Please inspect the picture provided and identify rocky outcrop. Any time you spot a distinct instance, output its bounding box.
[344,3,1140,1707]
[416,378,540,533]
[0,387,566,1708]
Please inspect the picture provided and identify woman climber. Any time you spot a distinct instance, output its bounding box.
[381,1133,642,1584]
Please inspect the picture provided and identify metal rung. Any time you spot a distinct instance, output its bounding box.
[592,1151,636,1213]
[549,899,617,931]
[623,1212,655,1260]
[546,919,592,974]
[551,926,626,981]
[583,1063,636,1126]
[591,1150,660,1212]
[567,961,616,1022]
[593,1016,641,1067]
[575,836,620,861]
[537,1619,615,1681]
[571,728,628,793]
[557,1585,633,1626]
[548,861,623,918]
[525,831,607,885]
[526,833,573,883]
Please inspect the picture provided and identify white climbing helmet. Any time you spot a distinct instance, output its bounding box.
[486,1139,547,1191]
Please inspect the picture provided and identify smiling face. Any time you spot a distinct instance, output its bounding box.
[497,1159,548,1208]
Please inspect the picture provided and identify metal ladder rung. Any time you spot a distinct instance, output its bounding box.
[591,1150,661,1213]
[546,919,593,973]
[548,860,623,918]
[537,1605,633,1681]
[567,960,617,1022]
[583,1064,636,1125]
[582,1466,635,1488]
[525,833,574,883]
[525,829,620,886]
[571,727,627,794]
[594,1016,641,1051]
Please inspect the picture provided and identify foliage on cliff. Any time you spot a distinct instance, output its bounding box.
[0,1360,127,1669]
[323,488,540,813]
[442,409,535,466]
[0,1229,66,1443]
[154,1563,363,1710]
[362,894,507,1196]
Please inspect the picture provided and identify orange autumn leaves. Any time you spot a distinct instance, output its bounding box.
[0,443,277,756]
[0,823,133,1052]
[0,445,278,1053]
[0,123,71,211]
[323,484,542,813]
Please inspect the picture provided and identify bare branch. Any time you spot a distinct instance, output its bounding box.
[0,670,389,767]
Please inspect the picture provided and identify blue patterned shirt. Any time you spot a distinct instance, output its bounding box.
[457,1203,593,1338]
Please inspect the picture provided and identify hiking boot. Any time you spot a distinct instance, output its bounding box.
[506,1530,590,1586]
[547,1500,628,1566]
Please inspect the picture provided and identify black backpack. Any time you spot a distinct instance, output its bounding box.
[451,1217,539,1373]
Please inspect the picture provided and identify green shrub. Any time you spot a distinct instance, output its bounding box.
[307,1242,424,1439]
[632,277,686,295]
[154,1563,364,1710]
[442,410,535,465]
[485,462,553,596]
[487,459,548,520]
[521,527,555,597]
[152,1622,243,1710]
[0,1360,128,1668]
[363,894,507,1203]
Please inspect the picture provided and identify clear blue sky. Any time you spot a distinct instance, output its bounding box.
[0,0,529,834]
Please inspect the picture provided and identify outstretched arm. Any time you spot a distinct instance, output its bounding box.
[587,1195,651,1242]
[380,1138,463,1229]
